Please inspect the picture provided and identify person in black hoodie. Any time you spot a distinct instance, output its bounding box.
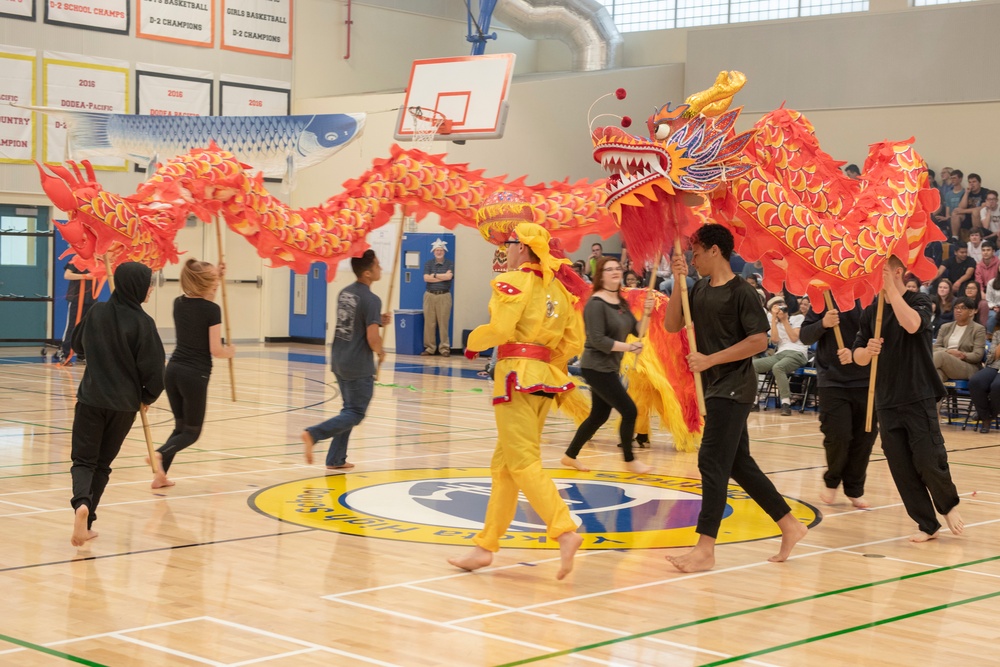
[799,298,876,509]
[69,262,165,547]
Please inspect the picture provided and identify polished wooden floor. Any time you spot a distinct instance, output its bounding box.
[1,343,998,666]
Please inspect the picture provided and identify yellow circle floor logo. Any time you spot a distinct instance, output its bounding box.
[250,468,820,550]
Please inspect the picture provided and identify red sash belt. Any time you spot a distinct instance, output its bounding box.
[497,343,551,363]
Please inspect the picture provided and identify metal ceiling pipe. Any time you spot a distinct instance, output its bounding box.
[494,0,623,71]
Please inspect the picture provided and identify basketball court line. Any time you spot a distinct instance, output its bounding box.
[1,615,404,667]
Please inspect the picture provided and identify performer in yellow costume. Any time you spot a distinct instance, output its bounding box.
[448,221,585,580]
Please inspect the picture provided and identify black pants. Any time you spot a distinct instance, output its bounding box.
[70,402,136,529]
[877,398,960,536]
[819,386,877,497]
[157,362,209,473]
[565,368,638,462]
[61,299,93,357]
[969,367,1000,422]
[697,398,791,539]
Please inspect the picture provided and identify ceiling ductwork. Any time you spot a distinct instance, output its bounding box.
[494,0,623,72]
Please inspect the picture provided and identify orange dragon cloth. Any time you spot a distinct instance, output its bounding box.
[713,108,942,310]
[36,143,620,279]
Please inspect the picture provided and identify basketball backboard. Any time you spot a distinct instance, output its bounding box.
[394,53,516,142]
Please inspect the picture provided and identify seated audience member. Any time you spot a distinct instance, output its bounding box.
[935,169,965,240]
[746,274,767,304]
[968,329,1000,434]
[931,279,955,335]
[976,241,998,291]
[935,245,976,296]
[623,270,640,288]
[659,252,695,296]
[981,191,1000,243]
[953,173,989,242]
[572,260,592,284]
[932,297,986,382]
[844,164,860,179]
[927,169,939,190]
[968,228,985,264]
[904,275,922,294]
[753,296,809,416]
[964,281,990,329]
[986,272,1000,334]
[797,295,812,316]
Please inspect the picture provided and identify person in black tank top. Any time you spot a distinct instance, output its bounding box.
[151,259,235,489]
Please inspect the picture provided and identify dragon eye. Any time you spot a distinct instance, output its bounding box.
[654,123,671,141]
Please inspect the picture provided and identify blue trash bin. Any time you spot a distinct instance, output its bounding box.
[394,309,424,355]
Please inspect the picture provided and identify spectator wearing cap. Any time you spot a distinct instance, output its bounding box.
[753,295,809,416]
[844,164,860,179]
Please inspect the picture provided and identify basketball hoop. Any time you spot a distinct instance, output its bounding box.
[407,106,451,143]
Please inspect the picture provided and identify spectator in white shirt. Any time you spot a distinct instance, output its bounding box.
[753,296,809,415]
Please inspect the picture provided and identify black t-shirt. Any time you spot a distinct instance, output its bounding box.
[963,187,989,226]
[799,301,869,389]
[169,296,222,374]
[65,263,96,304]
[853,291,944,408]
[689,275,769,403]
[942,256,976,286]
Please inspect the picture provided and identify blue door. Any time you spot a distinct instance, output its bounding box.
[0,205,51,346]
[288,263,327,343]
[399,232,455,346]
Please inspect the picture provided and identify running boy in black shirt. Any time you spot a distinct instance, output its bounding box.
[664,224,808,572]
[853,256,964,542]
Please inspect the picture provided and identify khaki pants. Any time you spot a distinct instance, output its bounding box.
[933,349,979,382]
[423,291,452,354]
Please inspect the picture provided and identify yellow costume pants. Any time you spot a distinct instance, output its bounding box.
[474,392,578,552]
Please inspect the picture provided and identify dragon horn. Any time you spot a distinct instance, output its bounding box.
[34,161,79,212]
[81,160,96,182]
[682,71,747,119]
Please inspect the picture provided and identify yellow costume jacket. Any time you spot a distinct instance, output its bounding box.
[468,264,584,406]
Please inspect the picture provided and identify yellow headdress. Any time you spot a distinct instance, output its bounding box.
[511,222,571,284]
[476,191,536,245]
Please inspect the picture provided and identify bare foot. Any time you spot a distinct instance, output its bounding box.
[625,460,652,474]
[819,487,836,504]
[945,508,965,536]
[326,462,355,471]
[150,452,174,489]
[665,547,716,573]
[556,531,583,580]
[848,496,870,509]
[301,430,316,464]
[448,546,493,572]
[560,455,590,472]
[769,516,808,563]
[70,505,92,547]
[909,530,938,543]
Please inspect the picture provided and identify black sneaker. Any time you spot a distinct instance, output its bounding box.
[780,405,792,416]
[635,433,650,448]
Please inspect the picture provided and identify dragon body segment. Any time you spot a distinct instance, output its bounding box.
[38,144,619,278]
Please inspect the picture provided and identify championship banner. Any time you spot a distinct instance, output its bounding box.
[137,64,213,118]
[221,0,292,58]
[44,0,129,35]
[43,51,128,169]
[220,75,290,116]
[137,0,214,47]
[1,0,36,21]
[0,45,35,164]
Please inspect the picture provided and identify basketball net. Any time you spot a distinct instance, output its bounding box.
[408,106,447,144]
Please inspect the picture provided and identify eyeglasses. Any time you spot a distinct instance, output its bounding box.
[504,240,520,246]
[602,267,622,272]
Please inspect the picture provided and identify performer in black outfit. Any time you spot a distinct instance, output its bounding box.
[69,262,164,547]
[58,262,96,363]
[152,259,235,489]
[663,224,808,572]
[853,256,964,542]
[561,256,651,474]
[800,299,876,508]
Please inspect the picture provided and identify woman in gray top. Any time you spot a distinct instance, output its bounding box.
[969,329,1000,434]
[561,256,652,474]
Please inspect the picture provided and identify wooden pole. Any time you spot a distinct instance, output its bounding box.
[822,290,846,349]
[103,255,115,292]
[104,263,158,473]
[376,221,406,381]
[636,253,662,339]
[675,238,706,416]
[214,219,237,402]
[865,291,885,433]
